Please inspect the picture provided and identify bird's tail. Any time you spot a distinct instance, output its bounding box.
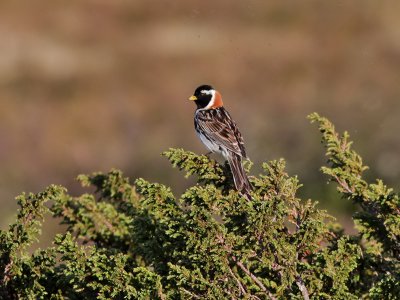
[226,152,252,200]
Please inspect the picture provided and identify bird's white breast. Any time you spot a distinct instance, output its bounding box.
[196,130,221,154]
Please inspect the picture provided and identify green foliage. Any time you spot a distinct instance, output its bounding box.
[0,114,399,299]
[309,113,400,298]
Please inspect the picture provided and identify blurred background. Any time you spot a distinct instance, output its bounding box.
[1,1,400,234]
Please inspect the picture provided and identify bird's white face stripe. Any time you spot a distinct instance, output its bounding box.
[200,89,214,95]
[202,89,216,110]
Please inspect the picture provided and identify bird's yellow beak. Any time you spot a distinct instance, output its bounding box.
[188,95,197,101]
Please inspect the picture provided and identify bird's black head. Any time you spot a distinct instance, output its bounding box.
[189,84,217,109]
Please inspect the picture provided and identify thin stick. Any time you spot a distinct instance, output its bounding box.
[227,264,247,296]
[295,276,310,300]
[232,257,277,300]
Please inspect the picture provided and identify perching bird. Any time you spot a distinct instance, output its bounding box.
[189,84,252,199]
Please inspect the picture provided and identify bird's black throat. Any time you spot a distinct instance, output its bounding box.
[194,97,212,109]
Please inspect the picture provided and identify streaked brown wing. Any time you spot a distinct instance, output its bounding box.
[196,107,247,157]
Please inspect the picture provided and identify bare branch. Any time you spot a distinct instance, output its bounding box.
[295,276,310,300]
[232,256,277,300]
[227,264,247,296]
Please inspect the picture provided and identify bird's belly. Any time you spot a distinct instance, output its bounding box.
[197,132,222,154]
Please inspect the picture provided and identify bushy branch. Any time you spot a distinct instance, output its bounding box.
[309,112,400,297]
[0,114,398,299]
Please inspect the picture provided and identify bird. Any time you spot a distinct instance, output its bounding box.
[188,84,252,199]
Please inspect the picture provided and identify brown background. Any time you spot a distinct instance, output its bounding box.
[1,1,400,233]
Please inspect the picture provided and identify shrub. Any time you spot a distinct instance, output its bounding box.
[0,114,399,299]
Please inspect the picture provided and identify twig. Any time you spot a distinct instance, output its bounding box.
[181,288,201,299]
[232,257,277,300]
[2,258,13,285]
[227,264,247,296]
[217,234,275,299]
[333,175,354,194]
[295,276,310,300]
